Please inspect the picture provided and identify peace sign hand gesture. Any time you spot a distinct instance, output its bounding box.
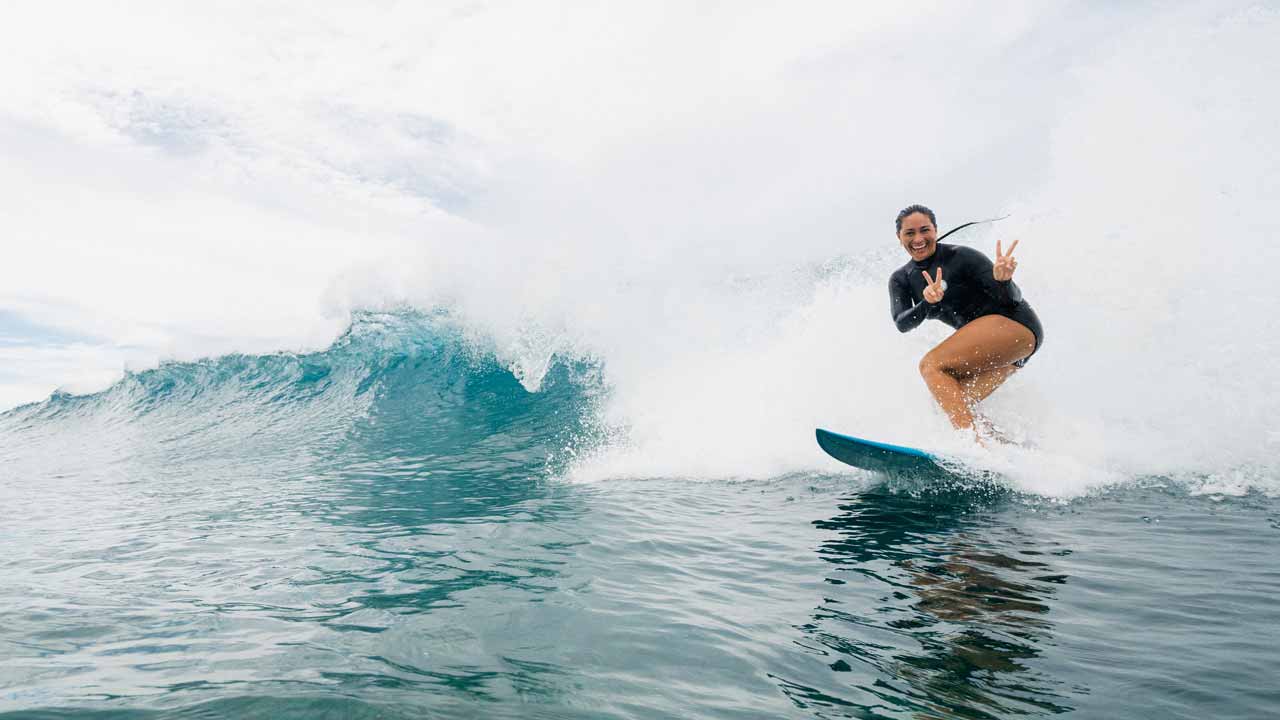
[993,239,1020,282]
[920,267,945,304]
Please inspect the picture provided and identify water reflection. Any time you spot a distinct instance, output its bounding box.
[784,490,1079,718]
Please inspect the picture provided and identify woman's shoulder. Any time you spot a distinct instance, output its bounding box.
[946,243,990,262]
[942,244,995,272]
[889,262,914,286]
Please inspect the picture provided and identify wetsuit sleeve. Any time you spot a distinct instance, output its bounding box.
[889,271,932,333]
[958,247,1022,306]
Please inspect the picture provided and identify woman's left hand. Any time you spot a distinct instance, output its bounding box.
[993,239,1019,281]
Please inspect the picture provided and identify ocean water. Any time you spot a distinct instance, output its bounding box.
[4,2,1280,718]
[2,314,1278,719]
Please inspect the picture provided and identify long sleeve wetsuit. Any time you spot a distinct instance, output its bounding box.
[888,243,1043,358]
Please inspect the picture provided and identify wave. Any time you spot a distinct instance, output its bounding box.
[0,311,604,486]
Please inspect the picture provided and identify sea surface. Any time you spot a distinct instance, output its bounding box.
[3,314,1277,719]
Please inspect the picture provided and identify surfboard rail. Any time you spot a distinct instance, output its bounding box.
[815,428,945,475]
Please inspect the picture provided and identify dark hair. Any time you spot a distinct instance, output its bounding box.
[895,204,936,233]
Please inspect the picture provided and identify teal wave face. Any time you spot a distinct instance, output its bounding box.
[0,310,603,486]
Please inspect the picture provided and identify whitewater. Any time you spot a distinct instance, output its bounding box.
[2,2,1279,718]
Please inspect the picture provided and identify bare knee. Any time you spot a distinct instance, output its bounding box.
[919,352,948,379]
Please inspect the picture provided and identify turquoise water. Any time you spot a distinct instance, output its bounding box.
[3,315,1278,719]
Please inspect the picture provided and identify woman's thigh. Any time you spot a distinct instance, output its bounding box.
[922,315,1036,377]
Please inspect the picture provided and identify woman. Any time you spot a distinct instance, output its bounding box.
[888,205,1043,438]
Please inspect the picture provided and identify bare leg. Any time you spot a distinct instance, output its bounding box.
[959,364,1019,405]
[918,315,1035,431]
[959,365,1020,439]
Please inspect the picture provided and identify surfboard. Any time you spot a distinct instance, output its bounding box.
[815,428,950,475]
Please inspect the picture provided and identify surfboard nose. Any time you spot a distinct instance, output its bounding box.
[815,427,942,475]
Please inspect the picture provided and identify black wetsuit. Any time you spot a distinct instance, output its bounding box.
[889,243,1043,364]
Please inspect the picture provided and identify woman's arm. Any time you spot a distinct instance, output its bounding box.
[957,247,1022,306]
[890,272,932,332]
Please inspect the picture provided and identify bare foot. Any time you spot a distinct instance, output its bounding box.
[974,415,1016,446]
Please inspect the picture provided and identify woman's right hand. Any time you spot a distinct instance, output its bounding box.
[921,268,945,304]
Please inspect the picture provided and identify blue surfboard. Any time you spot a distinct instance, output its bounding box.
[815,428,949,475]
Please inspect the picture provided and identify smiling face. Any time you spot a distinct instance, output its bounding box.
[897,212,937,262]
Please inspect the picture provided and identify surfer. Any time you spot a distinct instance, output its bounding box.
[888,205,1043,439]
